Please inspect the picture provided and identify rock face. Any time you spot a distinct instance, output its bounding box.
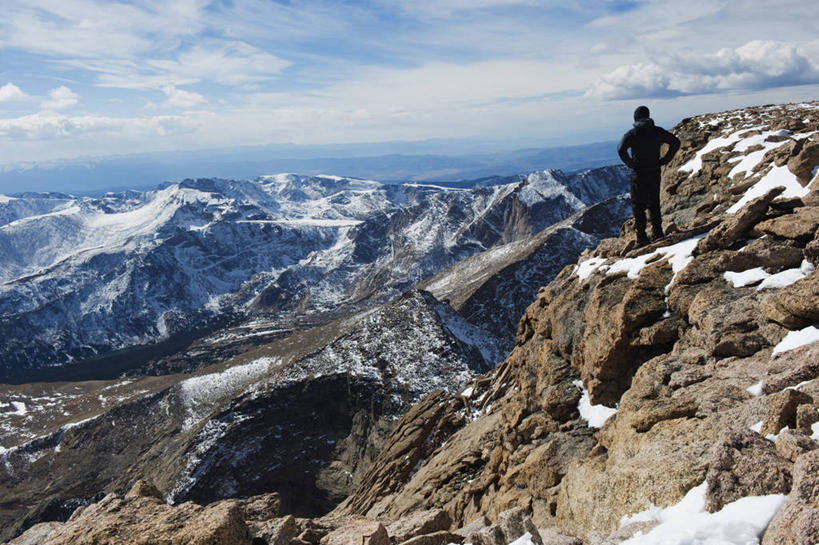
[336,102,819,539]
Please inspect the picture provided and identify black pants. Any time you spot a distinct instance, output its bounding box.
[630,167,663,237]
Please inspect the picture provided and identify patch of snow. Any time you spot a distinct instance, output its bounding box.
[678,128,757,175]
[605,236,702,291]
[0,194,17,204]
[772,326,819,355]
[757,260,814,290]
[724,267,769,288]
[727,130,792,180]
[746,381,763,397]
[811,420,819,442]
[575,256,608,281]
[750,421,763,433]
[766,426,788,442]
[620,482,786,545]
[785,379,814,391]
[573,380,617,428]
[727,165,811,214]
[461,386,474,398]
[509,533,538,545]
[8,401,27,416]
[246,218,364,227]
[178,357,280,430]
[403,183,458,191]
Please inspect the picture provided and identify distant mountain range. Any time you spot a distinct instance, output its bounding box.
[0,166,628,381]
[0,140,618,195]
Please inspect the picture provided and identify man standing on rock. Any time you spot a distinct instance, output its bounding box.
[618,105,681,246]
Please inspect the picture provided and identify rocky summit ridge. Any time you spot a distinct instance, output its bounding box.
[4,101,819,545]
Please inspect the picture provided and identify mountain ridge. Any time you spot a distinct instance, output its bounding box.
[0,166,628,381]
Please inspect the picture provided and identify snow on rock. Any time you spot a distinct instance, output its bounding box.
[573,380,617,428]
[724,267,770,288]
[724,260,814,290]
[726,165,811,214]
[574,237,702,286]
[756,260,815,290]
[619,482,786,545]
[746,381,763,397]
[726,129,793,179]
[9,401,27,416]
[508,533,539,545]
[575,256,607,282]
[772,325,819,355]
[678,128,757,176]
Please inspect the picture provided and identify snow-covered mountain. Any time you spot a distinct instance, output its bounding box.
[0,167,628,379]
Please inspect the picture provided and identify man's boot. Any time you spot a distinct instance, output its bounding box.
[636,231,649,247]
[651,227,664,242]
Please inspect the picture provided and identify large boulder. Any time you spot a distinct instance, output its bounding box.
[387,510,452,543]
[9,491,253,545]
[786,141,819,183]
[321,519,390,545]
[696,186,785,253]
[705,430,792,513]
[762,450,819,545]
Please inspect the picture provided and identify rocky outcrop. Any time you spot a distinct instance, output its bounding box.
[337,102,819,540]
[704,430,792,512]
[6,486,262,545]
[762,450,819,545]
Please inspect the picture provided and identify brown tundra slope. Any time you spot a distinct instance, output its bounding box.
[6,102,819,545]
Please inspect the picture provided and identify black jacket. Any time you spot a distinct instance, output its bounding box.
[618,118,680,170]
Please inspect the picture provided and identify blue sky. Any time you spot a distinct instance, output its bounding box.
[0,0,818,164]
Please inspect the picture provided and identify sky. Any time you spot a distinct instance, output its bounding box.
[0,0,818,165]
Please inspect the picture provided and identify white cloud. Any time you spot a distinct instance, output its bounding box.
[162,85,207,108]
[388,0,537,18]
[587,40,819,99]
[146,41,291,87]
[41,86,80,110]
[72,41,291,90]
[0,0,206,59]
[0,112,196,141]
[0,83,29,102]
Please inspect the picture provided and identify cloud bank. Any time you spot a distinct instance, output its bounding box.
[588,40,819,99]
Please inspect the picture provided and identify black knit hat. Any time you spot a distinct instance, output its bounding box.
[634,105,650,121]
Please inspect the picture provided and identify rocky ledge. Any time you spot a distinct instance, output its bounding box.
[5,102,819,545]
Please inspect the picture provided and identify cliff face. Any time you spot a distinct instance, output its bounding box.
[336,102,819,541]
